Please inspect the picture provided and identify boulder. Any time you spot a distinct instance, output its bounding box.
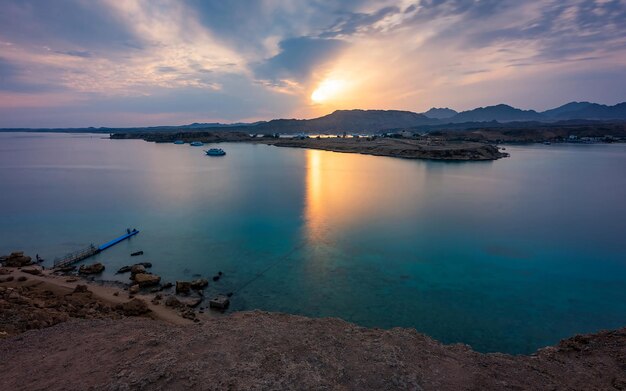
[116,298,150,316]
[73,284,89,293]
[181,310,196,320]
[178,296,203,308]
[22,267,42,276]
[190,279,208,290]
[165,296,182,308]
[137,262,152,268]
[175,281,191,294]
[2,252,33,267]
[55,265,76,273]
[162,282,173,289]
[130,264,146,276]
[209,295,230,310]
[133,273,161,287]
[116,265,132,274]
[129,284,140,294]
[78,263,105,275]
[0,268,12,275]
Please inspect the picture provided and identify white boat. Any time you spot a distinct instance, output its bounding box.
[190,141,204,146]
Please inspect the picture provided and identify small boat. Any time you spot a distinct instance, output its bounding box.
[174,140,184,144]
[130,251,144,257]
[543,141,551,145]
[190,141,204,146]
[205,148,226,156]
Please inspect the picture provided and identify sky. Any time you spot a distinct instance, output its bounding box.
[0,0,625,128]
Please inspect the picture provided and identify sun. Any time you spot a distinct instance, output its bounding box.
[311,79,346,103]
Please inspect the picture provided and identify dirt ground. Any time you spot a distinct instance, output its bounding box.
[1,313,625,390]
[1,266,625,390]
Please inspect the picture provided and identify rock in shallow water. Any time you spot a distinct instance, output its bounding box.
[175,281,191,294]
[209,295,230,310]
[130,264,146,276]
[190,279,208,290]
[79,263,105,275]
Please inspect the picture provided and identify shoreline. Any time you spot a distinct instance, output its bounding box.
[263,137,508,161]
[110,131,509,161]
[0,259,221,336]
[1,262,625,389]
[1,264,625,389]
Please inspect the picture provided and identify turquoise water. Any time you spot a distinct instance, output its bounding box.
[1,132,625,354]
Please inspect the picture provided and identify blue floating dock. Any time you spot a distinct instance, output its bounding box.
[98,229,139,251]
[53,229,141,269]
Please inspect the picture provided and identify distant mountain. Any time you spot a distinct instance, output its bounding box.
[449,104,545,123]
[4,101,625,134]
[180,122,263,129]
[422,107,458,119]
[249,109,438,133]
[541,102,594,118]
[542,102,626,120]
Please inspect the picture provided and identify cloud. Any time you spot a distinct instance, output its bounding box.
[55,50,92,58]
[0,0,624,127]
[0,57,65,93]
[253,37,347,85]
[0,0,140,50]
[320,6,402,38]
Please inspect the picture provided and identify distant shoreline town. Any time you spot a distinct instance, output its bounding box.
[3,102,625,161]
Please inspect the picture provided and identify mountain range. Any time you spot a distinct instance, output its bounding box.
[2,101,624,134]
[188,101,626,133]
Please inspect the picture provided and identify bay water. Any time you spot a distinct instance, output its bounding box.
[1,132,625,354]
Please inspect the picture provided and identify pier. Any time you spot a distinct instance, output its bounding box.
[53,229,139,269]
[98,229,139,251]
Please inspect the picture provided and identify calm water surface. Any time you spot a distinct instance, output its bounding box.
[1,132,625,354]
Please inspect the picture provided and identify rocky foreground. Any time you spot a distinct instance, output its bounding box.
[0,314,625,391]
[1,254,625,390]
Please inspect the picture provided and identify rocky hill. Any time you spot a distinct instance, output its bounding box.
[5,102,626,135]
[250,109,437,133]
[422,107,458,119]
[1,315,625,390]
[448,104,544,123]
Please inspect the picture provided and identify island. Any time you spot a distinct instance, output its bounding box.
[109,132,508,161]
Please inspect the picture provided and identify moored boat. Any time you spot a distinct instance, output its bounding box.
[174,140,184,144]
[190,141,204,146]
[205,148,226,156]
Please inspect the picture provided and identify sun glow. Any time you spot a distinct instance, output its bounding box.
[310,79,346,103]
